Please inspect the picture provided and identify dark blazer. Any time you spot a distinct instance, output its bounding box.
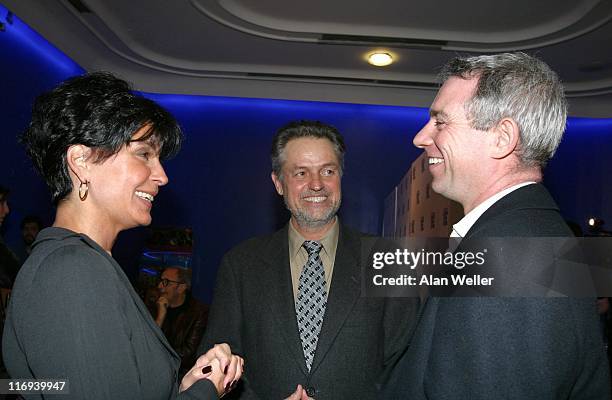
[383,184,610,399]
[2,227,217,400]
[200,224,418,399]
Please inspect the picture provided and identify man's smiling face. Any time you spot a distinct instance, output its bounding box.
[272,137,342,231]
[413,76,489,205]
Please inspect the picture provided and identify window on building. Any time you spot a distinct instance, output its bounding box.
[443,208,449,226]
[420,216,424,231]
[431,212,435,229]
[421,157,425,172]
[411,220,415,234]
[426,184,430,199]
[416,191,420,205]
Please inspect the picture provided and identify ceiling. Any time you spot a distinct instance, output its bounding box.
[3,0,612,116]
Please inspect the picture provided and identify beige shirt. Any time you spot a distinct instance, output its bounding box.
[288,218,340,302]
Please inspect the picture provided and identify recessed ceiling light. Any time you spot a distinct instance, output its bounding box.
[368,52,393,67]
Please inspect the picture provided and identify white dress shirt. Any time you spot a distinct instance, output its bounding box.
[450,182,536,240]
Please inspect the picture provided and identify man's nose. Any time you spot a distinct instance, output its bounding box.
[309,174,323,191]
[413,123,434,149]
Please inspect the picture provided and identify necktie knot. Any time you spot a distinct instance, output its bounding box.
[303,240,323,256]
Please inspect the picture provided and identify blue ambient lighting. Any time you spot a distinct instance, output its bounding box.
[140,268,159,277]
[0,3,83,76]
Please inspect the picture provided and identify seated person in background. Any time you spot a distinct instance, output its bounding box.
[154,266,210,379]
[15,215,43,264]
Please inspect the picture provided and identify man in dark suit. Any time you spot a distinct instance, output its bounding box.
[384,52,610,398]
[200,121,418,399]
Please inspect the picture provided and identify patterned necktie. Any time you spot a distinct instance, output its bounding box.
[295,240,327,371]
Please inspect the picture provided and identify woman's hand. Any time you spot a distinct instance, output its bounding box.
[179,343,244,396]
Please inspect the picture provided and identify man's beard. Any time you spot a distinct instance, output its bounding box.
[284,194,340,229]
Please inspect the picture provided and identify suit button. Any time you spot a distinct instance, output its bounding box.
[306,387,316,397]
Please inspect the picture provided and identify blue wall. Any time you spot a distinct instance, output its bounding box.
[2,5,612,302]
[544,117,612,233]
[0,4,84,246]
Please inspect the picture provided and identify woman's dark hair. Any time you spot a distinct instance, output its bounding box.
[22,72,182,204]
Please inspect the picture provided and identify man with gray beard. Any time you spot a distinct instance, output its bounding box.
[200,121,418,400]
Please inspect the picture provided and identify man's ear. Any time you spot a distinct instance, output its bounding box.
[66,145,93,183]
[271,171,284,196]
[490,118,520,159]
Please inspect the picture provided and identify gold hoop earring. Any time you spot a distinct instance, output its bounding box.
[78,181,89,201]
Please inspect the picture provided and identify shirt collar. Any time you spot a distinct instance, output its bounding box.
[288,217,339,257]
[451,182,536,238]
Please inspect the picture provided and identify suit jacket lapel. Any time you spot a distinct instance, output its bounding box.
[310,225,361,372]
[260,226,309,375]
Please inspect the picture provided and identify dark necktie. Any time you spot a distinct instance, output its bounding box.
[295,240,327,371]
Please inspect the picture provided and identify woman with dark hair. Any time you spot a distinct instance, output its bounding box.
[2,72,242,399]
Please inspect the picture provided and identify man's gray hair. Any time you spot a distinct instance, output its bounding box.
[439,52,567,167]
[271,120,346,179]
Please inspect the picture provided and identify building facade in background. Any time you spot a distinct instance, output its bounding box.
[383,152,463,238]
